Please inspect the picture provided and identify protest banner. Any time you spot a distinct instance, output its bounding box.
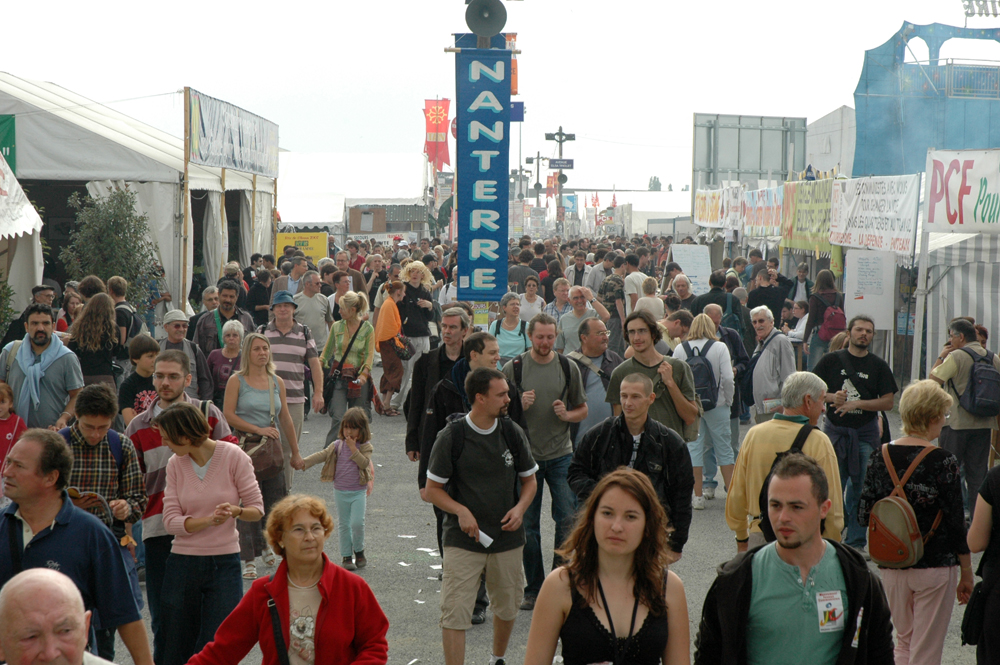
[924,149,1000,233]
[742,187,783,238]
[829,175,920,255]
[694,185,742,229]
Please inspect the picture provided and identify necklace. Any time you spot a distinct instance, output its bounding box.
[287,572,321,589]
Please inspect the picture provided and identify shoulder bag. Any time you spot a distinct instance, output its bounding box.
[323,322,364,408]
[235,376,284,481]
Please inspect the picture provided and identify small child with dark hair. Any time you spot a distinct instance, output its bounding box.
[118,334,160,426]
[301,406,374,570]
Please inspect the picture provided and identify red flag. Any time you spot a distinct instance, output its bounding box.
[423,100,450,172]
[594,193,600,208]
[546,175,555,199]
[611,193,617,208]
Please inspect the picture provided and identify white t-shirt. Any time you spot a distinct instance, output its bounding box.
[623,271,647,316]
[519,293,545,322]
[671,337,735,408]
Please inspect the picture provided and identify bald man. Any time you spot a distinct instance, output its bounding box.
[0,568,113,665]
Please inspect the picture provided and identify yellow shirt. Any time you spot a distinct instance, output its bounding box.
[725,417,845,541]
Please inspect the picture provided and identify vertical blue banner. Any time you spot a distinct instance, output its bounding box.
[456,48,512,302]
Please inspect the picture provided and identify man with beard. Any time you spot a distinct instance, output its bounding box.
[695,454,894,665]
[425,367,537,665]
[502,313,587,611]
[0,303,84,429]
[124,350,234,664]
[194,280,255,355]
[811,315,896,556]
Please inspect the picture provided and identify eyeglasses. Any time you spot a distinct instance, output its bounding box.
[626,327,650,336]
[591,330,611,337]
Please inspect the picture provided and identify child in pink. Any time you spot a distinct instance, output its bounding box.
[0,382,27,505]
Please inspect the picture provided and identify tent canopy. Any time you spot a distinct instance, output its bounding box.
[0,72,273,194]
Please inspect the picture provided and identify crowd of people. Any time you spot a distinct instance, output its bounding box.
[0,232,998,665]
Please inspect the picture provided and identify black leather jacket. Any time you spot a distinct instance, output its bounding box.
[568,414,693,552]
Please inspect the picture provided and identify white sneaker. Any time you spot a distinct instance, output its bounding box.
[703,487,716,500]
[692,495,706,510]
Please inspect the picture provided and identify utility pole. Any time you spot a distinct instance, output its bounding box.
[526,151,547,209]
[545,126,574,235]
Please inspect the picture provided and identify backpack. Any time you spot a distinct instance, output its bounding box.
[116,302,149,340]
[492,318,528,348]
[949,347,1000,418]
[721,293,744,337]
[758,424,814,542]
[508,351,574,431]
[817,293,846,342]
[681,340,718,411]
[868,444,943,568]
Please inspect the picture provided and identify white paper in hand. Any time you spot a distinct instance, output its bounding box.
[478,531,494,548]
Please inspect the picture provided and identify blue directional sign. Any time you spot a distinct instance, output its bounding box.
[550,158,574,169]
[456,48,512,302]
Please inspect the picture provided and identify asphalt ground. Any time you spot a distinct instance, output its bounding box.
[115,382,978,664]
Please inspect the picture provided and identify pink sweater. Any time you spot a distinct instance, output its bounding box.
[162,441,264,556]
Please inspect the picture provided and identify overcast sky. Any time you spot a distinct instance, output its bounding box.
[7,1,1000,196]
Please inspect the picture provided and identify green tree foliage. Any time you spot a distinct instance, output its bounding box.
[0,281,16,342]
[648,176,662,191]
[60,186,160,313]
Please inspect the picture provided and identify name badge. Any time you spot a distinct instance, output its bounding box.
[817,590,845,633]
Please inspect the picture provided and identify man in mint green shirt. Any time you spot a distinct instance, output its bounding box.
[694,453,895,665]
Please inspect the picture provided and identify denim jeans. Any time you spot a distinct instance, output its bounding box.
[334,488,367,558]
[160,552,243,665]
[133,520,146,568]
[523,453,577,597]
[831,430,876,549]
[144,534,173,665]
[326,383,371,445]
[807,330,829,372]
[704,418,742,490]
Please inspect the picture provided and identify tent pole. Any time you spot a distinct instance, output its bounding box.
[910,192,930,384]
[272,177,278,256]
[251,175,257,257]
[220,168,227,279]
[182,86,191,313]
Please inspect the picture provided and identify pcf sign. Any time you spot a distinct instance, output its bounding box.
[456,48,512,301]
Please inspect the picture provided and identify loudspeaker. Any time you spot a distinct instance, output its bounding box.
[465,0,507,38]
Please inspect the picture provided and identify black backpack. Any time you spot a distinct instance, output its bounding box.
[681,340,718,411]
[447,415,523,502]
[950,347,1000,418]
[116,302,149,340]
[721,293,744,337]
[492,318,528,344]
[758,424,814,542]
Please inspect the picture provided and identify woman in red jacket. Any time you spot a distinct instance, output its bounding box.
[187,494,389,665]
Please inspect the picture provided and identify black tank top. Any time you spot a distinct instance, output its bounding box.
[559,584,669,665]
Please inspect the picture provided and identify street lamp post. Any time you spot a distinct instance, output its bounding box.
[545,126,574,235]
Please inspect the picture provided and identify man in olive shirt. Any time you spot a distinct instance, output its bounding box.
[606,310,700,442]
[502,313,587,610]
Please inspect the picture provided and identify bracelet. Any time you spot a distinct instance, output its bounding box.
[735,536,749,543]
[60,411,72,418]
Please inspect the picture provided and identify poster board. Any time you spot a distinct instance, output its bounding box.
[275,232,328,264]
[843,249,894,331]
[667,244,713,296]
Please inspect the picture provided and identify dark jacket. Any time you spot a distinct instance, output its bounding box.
[398,283,434,337]
[788,277,814,301]
[694,540,895,665]
[747,284,787,323]
[719,325,751,419]
[416,378,466,489]
[689,287,730,317]
[404,346,456,454]
[568,414,693,552]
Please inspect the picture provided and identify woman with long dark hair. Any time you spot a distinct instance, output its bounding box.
[66,292,124,387]
[802,268,841,371]
[57,292,84,332]
[523,468,689,665]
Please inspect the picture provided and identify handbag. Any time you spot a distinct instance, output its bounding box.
[323,322,365,409]
[235,376,284,481]
[962,569,997,646]
[394,332,416,360]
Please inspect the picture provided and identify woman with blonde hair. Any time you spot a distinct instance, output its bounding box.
[523,468,689,665]
[391,260,435,411]
[185,494,389,665]
[223,332,303,579]
[670,313,734,510]
[66,292,125,387]
[635,276,665,319]
[373,280,406,415]
[321,290,375,441]
[859,380,972,665]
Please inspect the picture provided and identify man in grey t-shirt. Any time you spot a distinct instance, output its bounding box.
[0,304,84,429]
[425,367,537,665]
[502,313,587,610]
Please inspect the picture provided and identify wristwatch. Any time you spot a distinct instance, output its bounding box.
[589,298,596,304]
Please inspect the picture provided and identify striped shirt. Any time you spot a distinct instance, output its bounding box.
[260,321,318,404]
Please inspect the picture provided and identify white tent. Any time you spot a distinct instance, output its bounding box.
[923,232,1000,376]
[0,72,275,312]
[0,153,43,312]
